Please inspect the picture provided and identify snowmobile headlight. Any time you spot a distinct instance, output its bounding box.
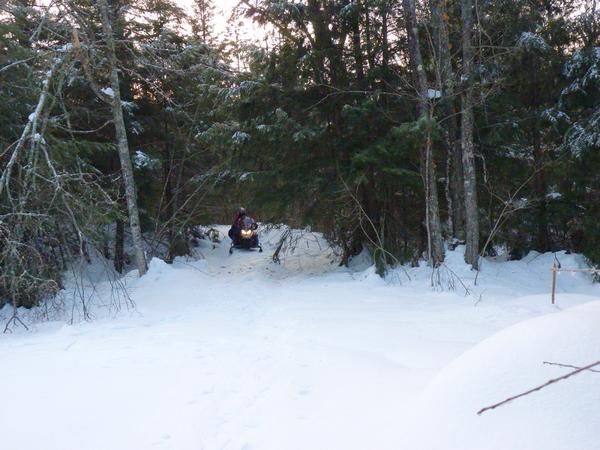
[240,229,253,238]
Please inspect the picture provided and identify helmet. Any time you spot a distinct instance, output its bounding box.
[239,207,246,216]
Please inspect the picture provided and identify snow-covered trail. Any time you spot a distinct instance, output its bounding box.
[1,227,599,450]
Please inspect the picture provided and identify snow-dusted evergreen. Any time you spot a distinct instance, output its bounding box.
[1,0,599,449]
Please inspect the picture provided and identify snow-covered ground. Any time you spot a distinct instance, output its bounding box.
[1,226,599,450]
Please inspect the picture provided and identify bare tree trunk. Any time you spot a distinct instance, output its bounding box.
[98,0,147,276]
[352,0,365,82]
[403,0,445,266]
[533,126,549,251]
[431,0,466,240]
[114,218,125,273]
[364,5,375,71]
[450,126,466,240]
[461,0,479,269]
[531,59,549,252]
[381,1,390,69]
[162,119,177,262]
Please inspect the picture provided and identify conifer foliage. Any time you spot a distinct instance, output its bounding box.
[1,0,599,310]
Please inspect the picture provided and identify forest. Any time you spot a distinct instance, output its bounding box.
[2,2,600,449]
[1,0,599,305]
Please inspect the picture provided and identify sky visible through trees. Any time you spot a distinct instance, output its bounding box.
[1,0,599,310]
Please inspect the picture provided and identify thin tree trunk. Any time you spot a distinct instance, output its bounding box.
[98,0,147,276]
[461,0,479,269]
[450,123,466,240]
[352,0,365,82]
[533,128,549,251]
[403,0,445,266]
[381,1,390,69]
[365,5,375,71]
[162,119,176,262]
[531,59,549,251]
[431,0,466,240]
[115,217,125,273]
[444,142,454,236]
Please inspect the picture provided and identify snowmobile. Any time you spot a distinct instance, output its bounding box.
[229,216,263,254]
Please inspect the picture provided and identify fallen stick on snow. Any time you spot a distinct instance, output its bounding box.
[543,361,600,373]
[477,360,600,415]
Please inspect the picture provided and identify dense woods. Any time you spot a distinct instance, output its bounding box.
[1,0,599,310]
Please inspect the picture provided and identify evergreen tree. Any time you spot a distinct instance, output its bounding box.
[2,0,600,311]
[191,0,216,45]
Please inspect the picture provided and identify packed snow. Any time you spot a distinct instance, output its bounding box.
[404,301,600,450]
[1,226,599,450]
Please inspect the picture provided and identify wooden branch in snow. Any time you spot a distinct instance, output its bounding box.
[477,360,600,415]
[3,314,29,334]
[551,268,600,273]
[543,361,600,373]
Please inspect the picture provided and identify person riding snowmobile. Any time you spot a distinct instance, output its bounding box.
[228,207,262,253]
[228,207,247,241]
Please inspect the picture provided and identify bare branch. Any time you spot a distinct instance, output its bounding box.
[478,360,600,415]
[0,58,35,74]
[543,361,600,373]
[0,53,67,199]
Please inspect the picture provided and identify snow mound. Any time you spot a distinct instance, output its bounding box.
[404,301,600,450]
[393,247,599,304]
[1,225,600,449]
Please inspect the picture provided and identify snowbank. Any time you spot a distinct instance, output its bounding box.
[385,246,599,306]
[404,301,600,450]
[1,226,599,449]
